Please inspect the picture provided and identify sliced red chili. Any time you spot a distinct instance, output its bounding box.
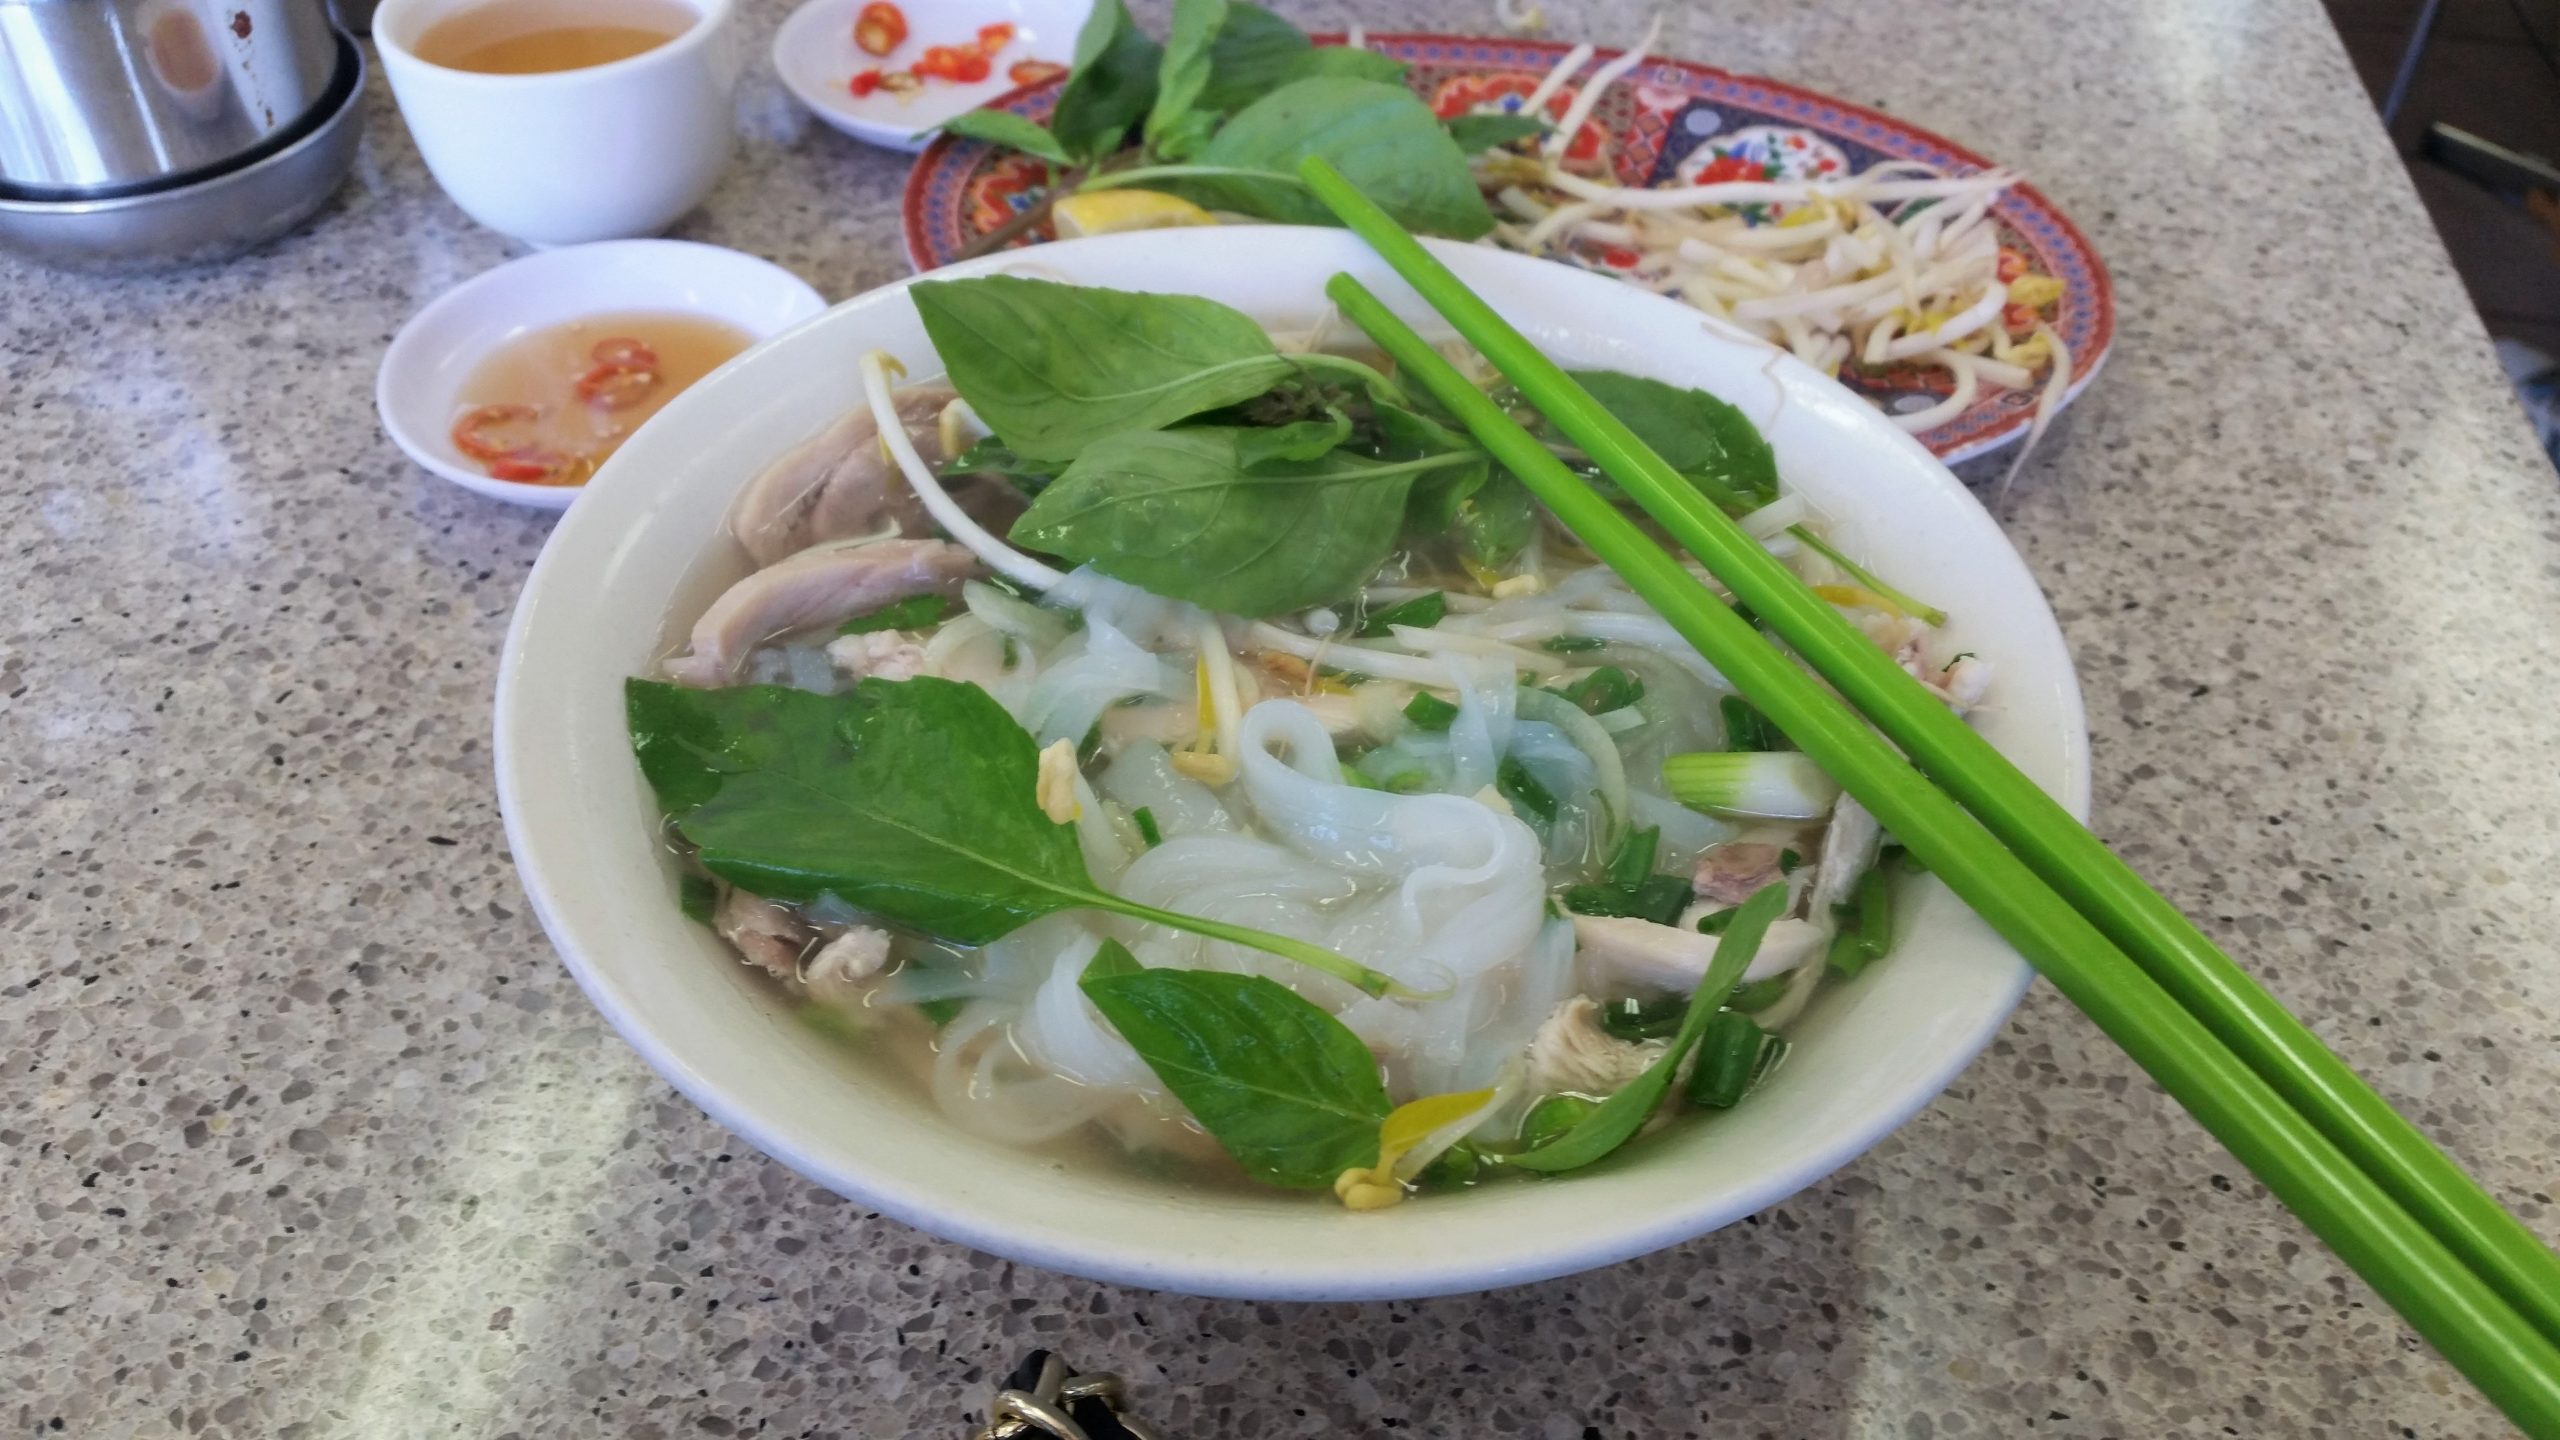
[1007,59,1065,86]
[589,337,657,368]
[853,1,906,56]
[451,403,539,462]
[949,50,991,82]
[487,453,567,483]
[914,44,967,81]
[576,362,661,409]
[849,67,884,97]
[975,21,1014,50]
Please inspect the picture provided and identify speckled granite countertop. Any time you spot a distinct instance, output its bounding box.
[8,0,2559,1434]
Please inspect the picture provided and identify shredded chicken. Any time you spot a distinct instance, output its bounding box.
[663,538,980,688]
[715,886,807,978]
[1576,911,1831,993]
[826,629,928,682]
[1525,995,1664,1096]
[805,926,892,988]
[1807,795,1884,919]
[726,386,949,565]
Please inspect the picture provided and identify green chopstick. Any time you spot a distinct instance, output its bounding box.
[1299,150,2560,1363]
[1313,248,2560,1429]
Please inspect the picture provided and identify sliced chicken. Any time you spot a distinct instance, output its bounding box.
[1692,841,1788,906]
[726,387,1029,566]
[805,926,891,985]
[1807,794,1884,919]
[1524,995,1665,1097]
[1924,654,1993,713]
[727,386,950,566]
[663,538,981,688]
[716,886,809,978]
[1574,911,1833,993]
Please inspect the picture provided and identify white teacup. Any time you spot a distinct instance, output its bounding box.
[375,0,742,246]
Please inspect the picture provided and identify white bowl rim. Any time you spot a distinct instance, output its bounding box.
[374,238,826,510]
[496,228,2089,1300]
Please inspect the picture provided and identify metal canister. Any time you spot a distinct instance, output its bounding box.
[0,0,340,196]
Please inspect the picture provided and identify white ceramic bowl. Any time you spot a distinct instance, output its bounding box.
[496,229,2089,1299]
[773,0,1091,152]
[376,240,826,510]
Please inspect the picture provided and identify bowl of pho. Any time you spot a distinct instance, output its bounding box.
[496,227,2088,1300]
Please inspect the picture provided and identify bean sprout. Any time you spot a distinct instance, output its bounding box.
[1474,111,2070,444]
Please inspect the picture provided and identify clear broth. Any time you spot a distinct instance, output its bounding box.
[450,311,751,488]
[412,0,695,74]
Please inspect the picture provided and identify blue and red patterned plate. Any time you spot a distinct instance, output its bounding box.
[901,34,2113,464]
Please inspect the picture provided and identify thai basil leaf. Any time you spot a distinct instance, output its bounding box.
[1081,966,1390,1188]
[1569,369,1780,508]
[1371,401,1489,533]
[911,276,1299,463]
[1456,470,1537,571]
[942,435,1055,493]
[678,873,718,926]
[1144,0,1228,152]
[1168,77,1495,239]
[1050,0,1163,163]
[1083,937,1144,983]
[1446,111,1549,153]
[1010,427,1473,614]
[629,676,1402,996]
[628,676,1095,942]
[1232,410,1352,469]
[1195,1,1314,113]
[1277,45,1406,86]
[938,108,1075,165]
[1151,108,1220,162]
[1505,881,1790,1173]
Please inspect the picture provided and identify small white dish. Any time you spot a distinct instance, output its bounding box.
[376,240,826,510]
[772,0,1091,152]
[496,228,2091,1299]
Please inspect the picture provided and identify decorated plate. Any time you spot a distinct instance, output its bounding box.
[901,35,2113,464]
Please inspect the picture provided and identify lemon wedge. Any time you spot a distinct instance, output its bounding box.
[1051,189,1217,238]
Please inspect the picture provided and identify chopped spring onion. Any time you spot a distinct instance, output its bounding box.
[1720,694,1783,752]
[1685,1010,1785,1108]
[1661,751,1843,821]
[1517,1093,1598,1149]
[1726,973,1790,1010]
[1562,873,1690,925]
[1826,862,1898,978]
[1132,805,1163,848]
[1695,906,1736,936]
[1599,994,1687,1040]
[1497,756,1559,823]
[1359,590,1447,638]
[1403,691,1460,730]
[1606,824,1660,890]
[1514,684,1631,847]
[1557,664,1644,715]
